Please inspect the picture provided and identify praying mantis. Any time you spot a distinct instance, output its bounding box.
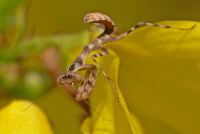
[57,12,195,101]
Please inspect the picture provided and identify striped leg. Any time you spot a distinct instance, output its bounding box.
[76,64,97,101]
[83,69,98,98]
[91,47,119,101]
[111,21,195,41]
[91,47,109,79]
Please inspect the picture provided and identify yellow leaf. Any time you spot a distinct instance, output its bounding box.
[37,88,86,134]
[108,21,200,134]
[81,50,143,134]
[113,21,198,59]
[0,100,53,134]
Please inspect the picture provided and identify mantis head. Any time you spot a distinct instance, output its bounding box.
[57,73,82,86]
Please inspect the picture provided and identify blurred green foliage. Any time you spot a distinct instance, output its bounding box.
[0,0,90,99]
[0,0,22,31]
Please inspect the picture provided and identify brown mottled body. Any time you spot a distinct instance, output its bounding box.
[57,12,117,101]
[57,12,195,101]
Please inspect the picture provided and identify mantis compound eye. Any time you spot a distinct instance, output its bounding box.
[57,73,82,85]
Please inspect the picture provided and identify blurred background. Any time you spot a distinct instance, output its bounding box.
[27,0,200,35]
[0,0,200,133]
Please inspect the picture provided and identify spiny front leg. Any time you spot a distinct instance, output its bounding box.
[75,64,97,101]
[111,21,196,41]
